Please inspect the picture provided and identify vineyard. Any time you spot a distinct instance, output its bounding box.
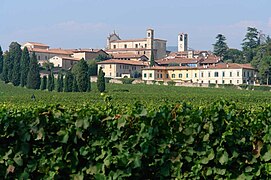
[1,82,271,179]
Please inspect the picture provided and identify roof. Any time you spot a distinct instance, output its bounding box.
[97,59,148,66]
[73,48,105,53]
[50,56,81,61]
[156,57,203,65]
[27,47,73,55]
[200,56,220,64]
[143,63,256,71]
[106,48,156,52]
[110,38,166,43]
[25,42,49,47]
[112,53,148,59]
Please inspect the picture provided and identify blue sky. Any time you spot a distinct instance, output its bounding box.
[1,0,271,51]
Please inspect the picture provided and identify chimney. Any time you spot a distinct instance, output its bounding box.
[226,63,229,68]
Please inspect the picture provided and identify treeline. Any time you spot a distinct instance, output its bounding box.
[0,42,106,92]
[213,27,271,84]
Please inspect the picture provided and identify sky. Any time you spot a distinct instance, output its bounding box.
[1,0,271,51]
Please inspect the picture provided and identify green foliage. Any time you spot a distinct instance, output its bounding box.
[40,75,47,90]
[1,51,10,83]
[26,52,41,89]
[10,42,22,86]
[242,27,260,63]
[2,99,271,178]
[0,46,3,74]
[97,67,105,92]
[150,50,155,66]
[213,34,228,59]
[95,54,110,62]
[72,76,79,92]
[56,73,64,92]
[72,59,90,92]
[64,71,73,92]
[20,47,30,87]
[121,78,135,84]
[208,83,217,88]
[47,72,54,92]
[224,48,244,63]
[167,80,176,86]
[87,59,98,76]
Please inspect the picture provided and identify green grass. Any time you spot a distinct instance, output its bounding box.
[0,81,271,107]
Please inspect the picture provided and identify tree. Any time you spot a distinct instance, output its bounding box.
[1,51,10,83]
[150,50,155,67]
[97,67,105,92]
[257,56,271,85]
[72,76,79,92]
[213,34,228,60]
[40,75,47,90]
[56,73,64,92]
[47,71,54,91]
[20,47,30,87]
[87,59,98,76]
[242,27,259,63]
[72,59,90,92]
[95,54,110,62]
[10,42,22,86]
[64,71,73,92]
[0,46,3,74]
[26,52,41,89]
[224,48,244,63]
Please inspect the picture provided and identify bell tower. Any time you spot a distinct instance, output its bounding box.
[178,33,188,52]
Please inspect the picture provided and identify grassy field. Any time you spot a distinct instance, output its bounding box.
[0,81,271,107]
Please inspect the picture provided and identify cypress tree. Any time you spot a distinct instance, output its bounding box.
[72,76,79,92]
[10,42,22,86]
[97,67,105,92]
[150,50,155,67]
[0,46,3,74]
[20,47,30,87]
[40,75,47,90]
[47,71,54,91]
[72,59,90,92]
[26,52,41,89]
[56,73,63,92]
[64,71,73,92]
[1,51,10,83]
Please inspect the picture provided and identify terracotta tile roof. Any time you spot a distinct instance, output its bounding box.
[143,66,197,70]
[53,56,81,61]
[199,63,256,70]
[106,48,157,52]
[112,53,148,59]
[97,59,148,66]
[26,42,49,47]
[28,47,73,55]
[156,57,203,65]
[200,56,220,64]
[111,38,166,43]
[73,49,104,53]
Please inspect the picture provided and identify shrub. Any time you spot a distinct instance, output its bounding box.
[121,78,135,84]
[158,81,164,85]
[167,80,176,86]
[208,83,216,88]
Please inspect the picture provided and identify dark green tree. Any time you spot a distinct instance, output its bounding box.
[72,59,90,92]
[150,50,155,67]
[10,42,22,86]
[1,51,10,83]
[40,75,47,90]
[97,67,105,92]
[26,52,41,89]
[56,73,64,92]
[64,71,73,92]
[95,54,110,62]
[242,27,259,63]
[213,34,228,60]
[72,76,79,92]
[0,46,3,74]
[20,47,30,87]
[47,71,54,91]
[87,59,98,76]
[224,48,244,63]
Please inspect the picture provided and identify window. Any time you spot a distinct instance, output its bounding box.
[110,64,112,69]
[116,73,119,77]
[119,65,121,69]
[124,44,127,48]
[214,72,219,77]
[38,56,40,60]
[230,72,232,77]
[222,71,225,77]
[237,80,239,84]
[208,72,211,77]
[179,73,182,78]
[237,71,240,77]
[230,80,232,84]
[186,73,189,78]
[113,45,116,49]
[201,72,204,77]
[145,44,147,48]
[149,73,152,78]
[194,73,197,78]
[208,80,210,84]
[144,73,147,78]
[201,80,203,83]
[148,33,151,37]
[215,80,218,84]
[135,44,138,48]
[157,74,159,78]
[166,74,169,78]
[110,72,111,76]
[45,56,47,60]
[172,74,175,78]
[143,51,146,54]
[160,74,163,78]
[222,80,225,84]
